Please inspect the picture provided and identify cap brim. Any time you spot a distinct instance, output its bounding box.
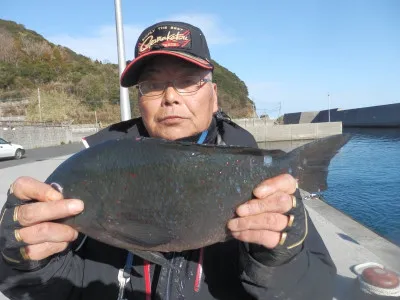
[120,50,214,87]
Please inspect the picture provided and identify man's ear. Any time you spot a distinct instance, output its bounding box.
[212,83,218,113]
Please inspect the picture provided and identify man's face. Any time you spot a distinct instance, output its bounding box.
[137,56,218,140]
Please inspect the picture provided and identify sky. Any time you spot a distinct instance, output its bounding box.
[2,0,399,118]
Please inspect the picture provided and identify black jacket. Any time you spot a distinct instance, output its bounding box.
[0,116,336,300]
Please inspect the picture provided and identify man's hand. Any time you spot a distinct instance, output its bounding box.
[227,174,307,265]
[0,176,84,268]
[227,174,298,248]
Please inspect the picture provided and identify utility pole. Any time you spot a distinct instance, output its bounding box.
[94,110,98,130]
[328,93,331,122]
[114,0,131,121]
[37,88,42,122]
[278,102,282,118]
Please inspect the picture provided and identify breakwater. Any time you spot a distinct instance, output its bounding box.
[283,102,400,127]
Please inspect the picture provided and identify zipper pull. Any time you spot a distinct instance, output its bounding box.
[117,268,130,300]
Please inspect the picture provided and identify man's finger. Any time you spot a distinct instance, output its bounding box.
[18,222,79,245]
[228,213,289,232]
[253,174,297,199]
[17,199,84,226]
[236,192,293,216]
[231,230,281,249]
[12,177,63,202]
[24,242,69,261]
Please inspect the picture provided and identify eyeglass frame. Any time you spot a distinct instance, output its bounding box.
[135,76,212,98]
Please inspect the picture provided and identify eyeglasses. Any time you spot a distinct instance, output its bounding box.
[136,76,212,98]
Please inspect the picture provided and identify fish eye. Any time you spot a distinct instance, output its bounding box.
[263,156,273,166]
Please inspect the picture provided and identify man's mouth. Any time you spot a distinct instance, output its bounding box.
[159,116,187,124]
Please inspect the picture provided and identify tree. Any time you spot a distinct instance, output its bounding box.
[76,74,107,110]
[0,28,19,63]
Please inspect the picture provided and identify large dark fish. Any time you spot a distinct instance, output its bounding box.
[45,134,349,265]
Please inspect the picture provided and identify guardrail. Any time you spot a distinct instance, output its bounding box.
[0,120,72,128]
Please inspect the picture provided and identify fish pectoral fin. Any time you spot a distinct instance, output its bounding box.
[131,249,177,270]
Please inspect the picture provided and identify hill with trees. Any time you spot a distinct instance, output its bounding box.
[0,19,255,124]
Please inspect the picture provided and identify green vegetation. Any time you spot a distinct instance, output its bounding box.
[0,19,255,124]
[275,115,284,124]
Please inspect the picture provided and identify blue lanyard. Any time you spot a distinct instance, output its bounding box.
[197,130,208,144]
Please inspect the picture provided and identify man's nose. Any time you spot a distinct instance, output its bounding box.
[163,83,181,105]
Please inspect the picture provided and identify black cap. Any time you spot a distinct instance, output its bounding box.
[120,21,214,87]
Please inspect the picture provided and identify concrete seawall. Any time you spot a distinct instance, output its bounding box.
[0,125,97,149]
[1,120,342,149]
[232,119,342,142]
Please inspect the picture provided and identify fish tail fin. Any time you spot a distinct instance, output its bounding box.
[287,134,350,193]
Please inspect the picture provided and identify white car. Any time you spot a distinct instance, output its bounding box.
[0,138,25,159]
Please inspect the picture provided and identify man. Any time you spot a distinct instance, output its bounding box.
[0,21,336,299]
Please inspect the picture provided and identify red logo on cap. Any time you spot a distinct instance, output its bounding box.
[138,27,191,55]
